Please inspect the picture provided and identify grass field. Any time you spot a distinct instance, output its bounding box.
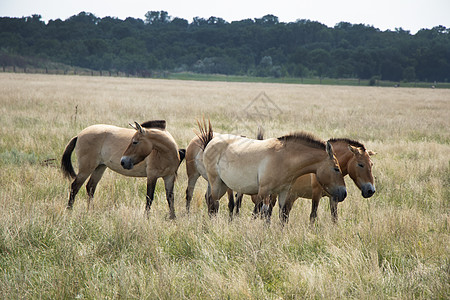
[0,73,449,299]
[168,72,450,89]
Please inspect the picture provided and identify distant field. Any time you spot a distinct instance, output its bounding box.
[168,72,450,89]
[0,73,448,299]
[3,68,450,89]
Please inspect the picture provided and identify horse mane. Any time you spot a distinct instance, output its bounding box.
[328,138,366,150]
[140,120,166,130]
[196,118,213,150]
[277,132,325,149]
[256,126,264,140]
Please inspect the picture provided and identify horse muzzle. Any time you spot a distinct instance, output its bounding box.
[120,156,134,170]
[333,186,347,202]
[361,183,376,198]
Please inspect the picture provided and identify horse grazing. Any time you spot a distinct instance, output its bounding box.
[251,138,376,223]
[199,121,347,217]
[61,120,185,219]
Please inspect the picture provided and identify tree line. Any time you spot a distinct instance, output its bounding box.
[0,11,449,82]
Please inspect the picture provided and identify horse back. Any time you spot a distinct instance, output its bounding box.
[76,125,134,158]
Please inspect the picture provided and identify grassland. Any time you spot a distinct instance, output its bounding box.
[0,73,449,299]
[168,72,450,89]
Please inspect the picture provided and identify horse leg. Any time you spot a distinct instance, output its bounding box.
[227,189,235,220]
[330,198,338,223]
[185,172,200,214]
[208,179,228,216]
[251,194,262,218]
[235,193,243,215]
[85,164,107,211]
[280,200,294,225]
[163,175,176,220]
[266,194,277,219]
[67,173,90,209]
[256,193,272,223]
[277,190,291,224]
[309,187,322,225]
[145,177,158,216]
[204,184,212,208]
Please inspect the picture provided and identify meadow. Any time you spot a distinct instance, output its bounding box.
[0,73,448,299]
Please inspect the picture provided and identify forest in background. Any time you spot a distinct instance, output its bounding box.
[0,11,449,83]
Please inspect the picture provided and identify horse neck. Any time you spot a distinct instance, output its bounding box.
[283,143,328,177]
[148,130,178,157]
[329,141,353,176]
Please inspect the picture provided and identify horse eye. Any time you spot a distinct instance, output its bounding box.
[334,167,340,172]
[132,140,139,145]
[358,163,364,168]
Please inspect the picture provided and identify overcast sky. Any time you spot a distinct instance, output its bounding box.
[1,0,449,34]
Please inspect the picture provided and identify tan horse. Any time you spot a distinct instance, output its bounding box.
[199,122,347,216]
[61,120,184,219]
[250,138,376,223]
[185,126,264,216]
[185,133,240,217]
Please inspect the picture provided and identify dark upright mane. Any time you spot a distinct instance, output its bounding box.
[256,126,264,140]
[277,132,326,149]
[328,138,366,150]
[140,120,166,130]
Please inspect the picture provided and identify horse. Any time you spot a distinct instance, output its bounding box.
[185,133,241,217]
[199,121,347,217]
[61,120,185,219]
[248,138,376,223]
[184,125,264,217]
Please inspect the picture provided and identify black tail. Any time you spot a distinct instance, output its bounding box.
[178,149,186,166]
[196,118,214,150]
[61,136,77,179]
[257,125,264,140]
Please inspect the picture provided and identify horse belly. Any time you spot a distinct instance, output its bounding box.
[290,174,314,199]
[218,160,259,194]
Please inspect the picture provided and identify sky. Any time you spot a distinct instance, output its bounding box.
[1,0,449,34]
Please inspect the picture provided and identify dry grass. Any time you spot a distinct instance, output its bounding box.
[0,73,449,299]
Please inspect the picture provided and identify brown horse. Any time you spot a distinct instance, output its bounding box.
[199,121,347,216]
[249,138,376,223]
[61,120,184,219]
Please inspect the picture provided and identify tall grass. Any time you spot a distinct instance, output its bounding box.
[0,73,449,299]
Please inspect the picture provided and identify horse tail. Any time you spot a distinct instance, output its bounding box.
[178,149,186,166]
[257,125,264,140]
[196,118,213,150]
[61,136,77,179]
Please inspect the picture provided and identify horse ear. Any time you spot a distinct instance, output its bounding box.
[348,145,363,155]
[326,141,335,159]
[367,150,377,156]
[134,122,144,133]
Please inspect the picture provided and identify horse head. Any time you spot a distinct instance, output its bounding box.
[120,122,155,170]
[315,141,347,202]
[347,145,376,198]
